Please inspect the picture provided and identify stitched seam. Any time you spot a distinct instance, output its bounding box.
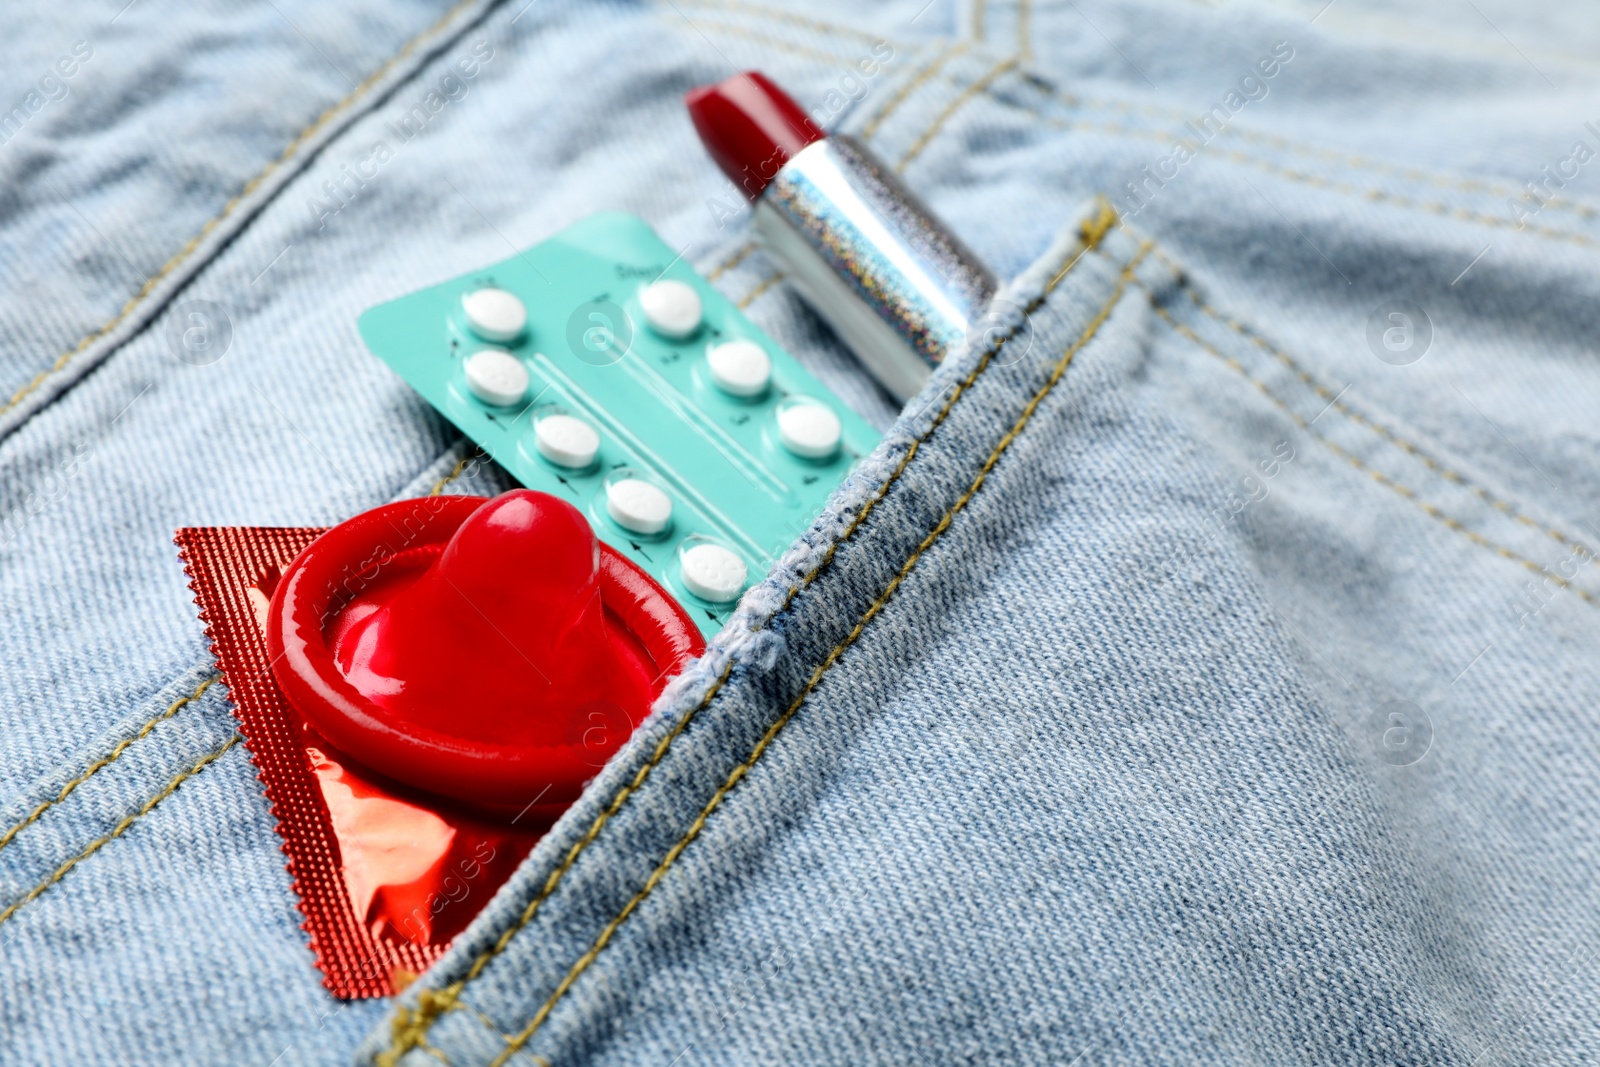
[378,201,1122,1067]
[673,0,886,45]
[485,240,1154,1066]
[676,0,1600,225]
[1032,89,1600,220]
[457,996,542,1067]
[897,55,1020,170]
[0,676,217,857]
[0,735,239,927]
[1146,246,1594,558]
[736,272,785,309]
[667,18,862,66]
[12,442,477,891]
[705,243,757,283]
[23,441,482,885]
[427,449,486,496]
[1145,293,1600,607]
[1,0,483,423]
[1019,112,1600,247]
[859,41,971,142]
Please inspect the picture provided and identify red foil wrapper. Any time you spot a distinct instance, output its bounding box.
[176,526,550,998]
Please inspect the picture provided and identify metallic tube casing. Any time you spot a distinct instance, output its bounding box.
[752,135,996,402]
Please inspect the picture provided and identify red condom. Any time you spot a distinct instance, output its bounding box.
[177,490,702,996]
[268,491,700,811]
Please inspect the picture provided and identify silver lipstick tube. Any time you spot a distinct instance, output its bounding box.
[752,135,996,402]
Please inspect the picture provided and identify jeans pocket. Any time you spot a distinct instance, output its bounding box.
[363,201,1470,1066]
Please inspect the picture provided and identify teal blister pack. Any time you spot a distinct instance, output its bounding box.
[358,212,879,635]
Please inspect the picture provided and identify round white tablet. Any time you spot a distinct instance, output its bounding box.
[463,348,528,407]
[534,414,600,469]
[680,543,747,603]
[777,400,842,460]
[461,287,527,342]
[605,478,672,535]
[638,280,702,339]
[706,340,771,398]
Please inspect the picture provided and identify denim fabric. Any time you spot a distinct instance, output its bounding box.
[4,0,1600,1064]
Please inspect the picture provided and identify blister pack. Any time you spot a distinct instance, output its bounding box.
[357,211,879,633]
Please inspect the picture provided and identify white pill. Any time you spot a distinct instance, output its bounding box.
[706,340,772,398]
[680,543,747,603]
[777,401,842,459]
[606,478,673,535]
[461,287,527,342]
[534,414,600,469]
[463,348,528,407]
[638,280,702,339]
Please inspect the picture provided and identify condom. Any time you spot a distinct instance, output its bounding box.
[176,491,702,996]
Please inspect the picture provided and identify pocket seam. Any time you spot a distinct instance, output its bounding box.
[667,17,867,66]
[704,243,757,282]
[0,675,218,860]
[1148,244,1595,561]
[1,442,482,906]
[676,0,888,46]
[736,272,785,310]
[1144,284,1600,608]
[461,229,1150,1067]
[859,41,972,142]
[426,449,487,497]
[378,200,1127,1067]
[1026,110,1600,249]
[0,735,239,928]
[0,0,494,440]
[898,55,1020,170]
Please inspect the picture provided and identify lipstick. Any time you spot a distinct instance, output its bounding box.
[686,71,996,402]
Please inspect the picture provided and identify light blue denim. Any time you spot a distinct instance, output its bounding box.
[3,1,1598,1064]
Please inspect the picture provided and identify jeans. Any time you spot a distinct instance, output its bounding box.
[3,0,1597,1064]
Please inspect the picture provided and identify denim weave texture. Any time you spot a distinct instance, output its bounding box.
[2,0,1598,1064]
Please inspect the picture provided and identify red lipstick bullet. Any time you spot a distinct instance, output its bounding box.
[685,71,824,199]
[686,71,995,402]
